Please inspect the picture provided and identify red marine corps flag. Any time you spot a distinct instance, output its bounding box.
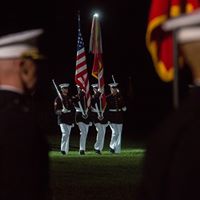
[75,14,91,109]
[89,13,106,111]
[146,0,200,82]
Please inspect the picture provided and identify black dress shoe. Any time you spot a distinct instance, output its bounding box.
[79,150,85,155]
[95,149,101,155]
[110,148,115,154]
[61,151,66,155]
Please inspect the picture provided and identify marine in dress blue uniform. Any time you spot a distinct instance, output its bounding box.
[91,84,108,154]
[107,83,127,153]
[54,83,75,155]
[73,85,91,155]
[138,10,200,200]
[0,29,49,200]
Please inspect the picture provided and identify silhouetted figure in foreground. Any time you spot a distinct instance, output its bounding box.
[0,29,49,200]
[138,10,200,200]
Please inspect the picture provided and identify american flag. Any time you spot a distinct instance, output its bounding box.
[89,14,106,111]
[75,15,91,109]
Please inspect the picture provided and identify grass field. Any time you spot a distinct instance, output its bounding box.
[47,130,145,200]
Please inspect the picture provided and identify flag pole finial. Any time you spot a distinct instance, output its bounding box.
[93,13,99,18]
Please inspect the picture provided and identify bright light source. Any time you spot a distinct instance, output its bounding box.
[93,13,99,18]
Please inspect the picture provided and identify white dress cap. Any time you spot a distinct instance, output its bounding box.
[162,9,200,43]
[59,83,70,89]
[0,29,43,59]
[91,83,98,88]
[163,9,200,31]
[108,83,118,87]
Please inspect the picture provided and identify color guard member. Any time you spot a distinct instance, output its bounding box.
[107,82,127,153]
[54,83,75,155]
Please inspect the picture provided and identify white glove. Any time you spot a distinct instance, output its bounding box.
[89,122,92,126]
[98,115,104,121]
[62,108,68,113]
[82,114,88,119]
[122,106,127,112]
[98,88,104,94]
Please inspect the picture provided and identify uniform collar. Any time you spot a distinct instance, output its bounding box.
[0,85,23,94]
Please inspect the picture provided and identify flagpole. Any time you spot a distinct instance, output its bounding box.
[90,13,106,115]
[98,75,103,114]
[172,29,179,109]
[77,10,81,29]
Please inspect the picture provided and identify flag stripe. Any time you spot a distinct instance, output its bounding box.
[76,69,88,78]
[75,64,87,74]
[76,55,86,65]
[77,48,85,56]
[76,61,87,70]
[75,19,91,108]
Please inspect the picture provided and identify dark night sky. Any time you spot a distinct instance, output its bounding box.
[0,1,192,137]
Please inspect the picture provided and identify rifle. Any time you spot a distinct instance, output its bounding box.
[94,87,104,120]
[95,102,103,120]
[97,78,105,120]
[112,74,116,84]
[111,74,119,93]
[52,79,69,113]
[76,86,88,119]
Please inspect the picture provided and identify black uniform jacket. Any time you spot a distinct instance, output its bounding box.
[138,87,200,200]
[106,92,126,124]
[54,95,75,125]
[73,91,91,124]
[91,91,108,124]
[0,90,49,200]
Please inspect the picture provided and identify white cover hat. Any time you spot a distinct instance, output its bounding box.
[0,29,43,59]
[162,9,200,43]
[91,83,98,88]
[108,83,118,88]
[59,83,70,89]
